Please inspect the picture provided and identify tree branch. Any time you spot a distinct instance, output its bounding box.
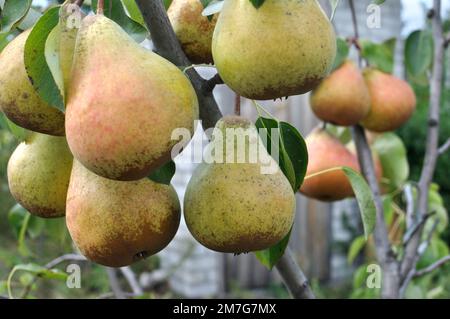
[401,0,444,279]
[275,248,315,299]
[120,267,143,296]
[106,268,126,299]
[438,138,450,155]
[135,0,315,299]
[20,254,87,299]
[414,255,450,277]
[135,0,221,129]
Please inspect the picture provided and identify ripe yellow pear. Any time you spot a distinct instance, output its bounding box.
[212,0,336,100]
[65,15,199,181]
[184,116,295,253]
[168,0,217,63]
[310,61,371,126]
[361,69,416,132]
[7,133,73,218]
[66,161,181,268]
[300,128,383,202]
[0,30,65,136]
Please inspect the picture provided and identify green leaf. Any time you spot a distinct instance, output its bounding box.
[347,235,366,265]
[332,37,349,71]
[163,0,173,10]
[254,227,292,270]
[279,122,308,191]
[255,117,308,192]
[405,30,434,78]
[24,6,64,111]
[121,0,145,25]
[92,0,148,42]
[0,30,11,52]
[360,38,396,74]
[0,0,32,33]
[372,133,409,190]
[148,160,176,185]
[0,112,30,141]
[343,167,376,239]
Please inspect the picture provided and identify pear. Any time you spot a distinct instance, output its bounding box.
[184,116,295,253]
[0,30,65,136]
[66,161,181,268]
[168,0,217,63]
[300,128,383,202]
[361,69,416,132]
[310,61,371,126]
[7,133,73,218]
[65,15,199,181]
[212,0,336,100]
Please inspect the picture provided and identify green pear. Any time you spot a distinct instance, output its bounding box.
[184,116,295,253]
[7,133,73,218]
[310,61,371,126]
[0,30,65,136]
[168,0,218,64]
[212,0,336,100]
[66,161,181,268]
[65,14,199,181]
[361,69,416,132]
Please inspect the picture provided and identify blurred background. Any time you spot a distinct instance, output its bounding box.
[0,0,450,299]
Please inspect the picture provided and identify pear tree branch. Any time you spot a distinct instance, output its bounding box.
[135,0,315,299]
[438,138,450,155]
[400,0,445,282]
[348,0,397,298]
[413,255,450,277]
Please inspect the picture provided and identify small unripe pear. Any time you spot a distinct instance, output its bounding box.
[361,69,416,132]
[310,61,371,126]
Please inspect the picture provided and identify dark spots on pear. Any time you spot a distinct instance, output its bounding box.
[22,92,29,99]
[28,76,34,85]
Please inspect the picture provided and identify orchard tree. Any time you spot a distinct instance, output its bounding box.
[0,0,448,299]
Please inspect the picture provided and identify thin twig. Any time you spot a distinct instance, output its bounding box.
[120,267,143,296]
[438,138,450,155]
[235,94,241,116]
[349,0,397,298]
[402,212,434,247]
[401,0,444,280]
[203,73,224,92]
[414,255,450,277]
[275,248,315,299]
[106,268,126,299]
[400,218,440,296]
[97,0,104,14]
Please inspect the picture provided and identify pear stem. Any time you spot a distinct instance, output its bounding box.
[303,167,344,181]
[97,0,104,15]
[234,94,241,116]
